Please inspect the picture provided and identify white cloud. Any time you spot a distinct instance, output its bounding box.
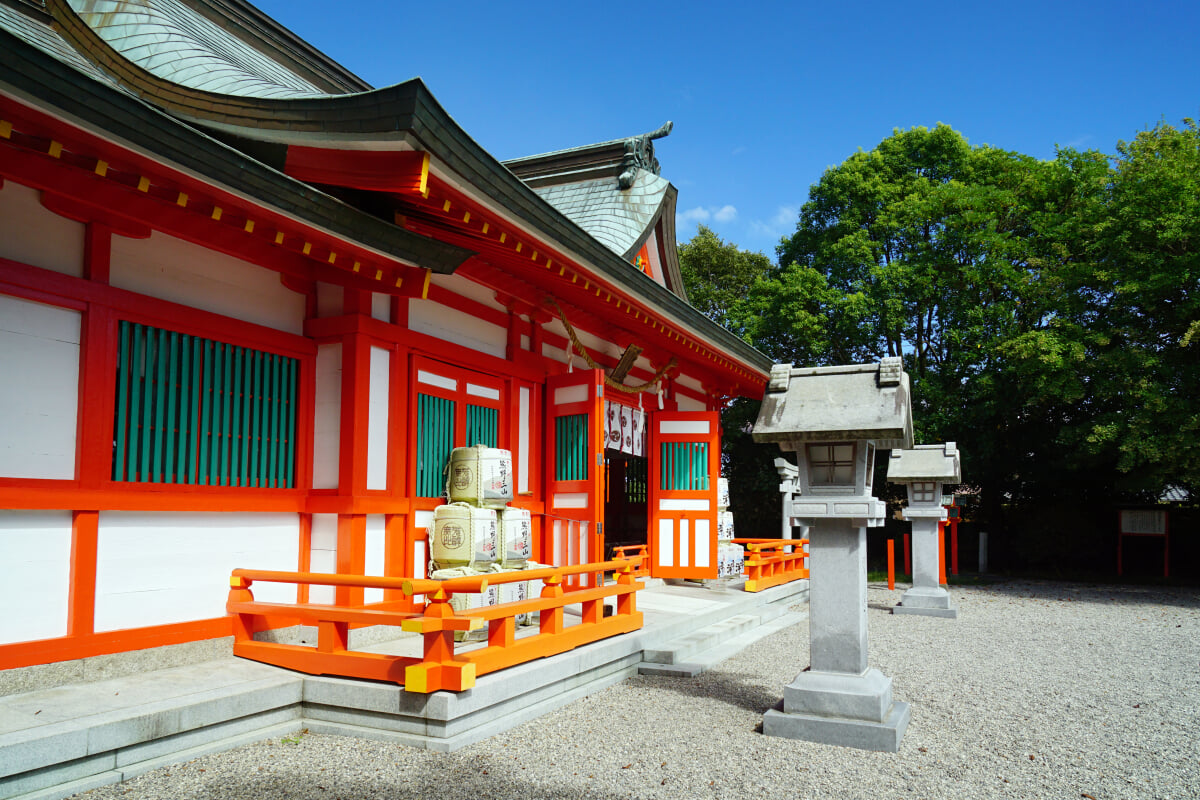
[731,145,748,156]
[713,205,738,223]
[679,205,738,227]
[748,204,800,239]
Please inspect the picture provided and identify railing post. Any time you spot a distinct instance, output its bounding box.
[404,586,476,693]
[615,561,638,616]
[227,575,255,640]
[540,574,565,635]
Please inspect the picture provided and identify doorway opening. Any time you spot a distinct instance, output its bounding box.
[604,450,648,561]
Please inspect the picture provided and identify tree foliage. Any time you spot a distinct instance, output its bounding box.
[681,120,1200,571]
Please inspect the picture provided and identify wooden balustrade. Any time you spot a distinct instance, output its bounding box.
[612,544,649,578]
[732,538,809,592]
[226,553,645,694]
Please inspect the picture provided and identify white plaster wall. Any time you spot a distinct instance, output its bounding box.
[312,343,342,489]
[93,511,299,631]
[0,182,84,277]
[428,274,507,313]
[0,511,72,644]
[371,292,390,322]
[0,294,80,479]
[364,514,385,604]
[110,231,305,334]
[674,372,706,395]
[315,282,343,318]
[408,298,506,359]
[675,393,707,412]
[308,514,337,604]
[366,346,390,491]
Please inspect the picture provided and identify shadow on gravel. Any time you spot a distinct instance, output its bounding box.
[186,768,637,800]
[960,579,1200,611]
[633,670,782,714]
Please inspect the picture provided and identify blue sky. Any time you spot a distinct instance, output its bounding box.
[255,0,1200,258]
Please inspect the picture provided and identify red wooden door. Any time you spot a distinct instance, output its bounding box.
[544,369,605,589]
[648,411,720,579]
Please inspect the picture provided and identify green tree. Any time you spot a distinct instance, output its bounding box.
[677,225,773,338]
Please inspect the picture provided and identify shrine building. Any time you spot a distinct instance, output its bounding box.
[0,0,771,672]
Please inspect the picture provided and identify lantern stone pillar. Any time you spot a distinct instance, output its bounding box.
[888,443,962,618]
[753,358,914,752]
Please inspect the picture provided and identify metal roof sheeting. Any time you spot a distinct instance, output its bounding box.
[67,0,328,98]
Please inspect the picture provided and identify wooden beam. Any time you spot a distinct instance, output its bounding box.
[286,147,430,197]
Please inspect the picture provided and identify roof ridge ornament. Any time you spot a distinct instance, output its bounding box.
[878,356,904,387]
[618,120,673,189]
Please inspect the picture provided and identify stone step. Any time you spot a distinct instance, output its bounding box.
[638,606,808,678]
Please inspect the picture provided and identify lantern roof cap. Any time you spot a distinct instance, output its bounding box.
[887,442,962,483]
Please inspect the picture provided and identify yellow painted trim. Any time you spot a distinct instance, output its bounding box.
[353,261,361,272]
[530,250,538,260]
[301,242,311,255]
[421,268,432,299]
[499,232,506,244]
[327,252,337,264]
[176,192,188,207]
[243,219,255,233]
[462,211,471,224]
[48,140,62,158]
[137,176,150,192]
[211,206,223,221]
[274,231,285,244]
[0,120,11,138]
[395,277,404,288]
[481,222,489,235]
[94,159,108,177]
[442,199,452,213]
[515,242,522,253]
[418,151,430,198]
[374,269,383,280]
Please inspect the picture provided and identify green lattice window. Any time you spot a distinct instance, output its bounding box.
[659,442,710,491]
[555,414,589,481]
[466,404,498,448]
[113,321,298,487]
[416,393,455,497]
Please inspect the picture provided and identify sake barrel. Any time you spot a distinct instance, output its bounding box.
[431,502,498,568]
[493,566,534,626]
[717,510,736,541]
[717,477,730,510]
[432,566,497,641]
[447,445,513,508]
[497,506,533,568]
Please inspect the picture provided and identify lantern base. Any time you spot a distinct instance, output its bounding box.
[894,586,957,618]
[763,667,910,751]
[763,702,910,752]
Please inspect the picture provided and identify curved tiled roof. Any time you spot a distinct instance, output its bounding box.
[66,0,327,98]
[530,168,669,259]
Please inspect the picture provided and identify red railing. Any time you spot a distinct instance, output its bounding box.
[733,538,809,592]
[226,553,645,694]
[612,544,650,578]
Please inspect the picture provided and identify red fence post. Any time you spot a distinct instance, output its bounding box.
[887,539,895,591]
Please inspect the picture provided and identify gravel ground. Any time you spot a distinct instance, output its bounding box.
[71,579,1200,800]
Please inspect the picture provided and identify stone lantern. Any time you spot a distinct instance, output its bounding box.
[752,357,914,751]
[887,442,962,618]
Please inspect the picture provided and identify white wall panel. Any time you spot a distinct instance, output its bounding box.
[408,298,506,359]
[315,282,343,318]
[94,512,300,631]
[312,344,341,489]
[371,293,391,322]
[0,511,72,644]
[110,231,305,333]
[308,514,337,604]
[0,295,80,479]
[366,346,390,490]
[518,386,530,494]
[0,182,84,277]
[364,515,385,604]
[675,393,707,412]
